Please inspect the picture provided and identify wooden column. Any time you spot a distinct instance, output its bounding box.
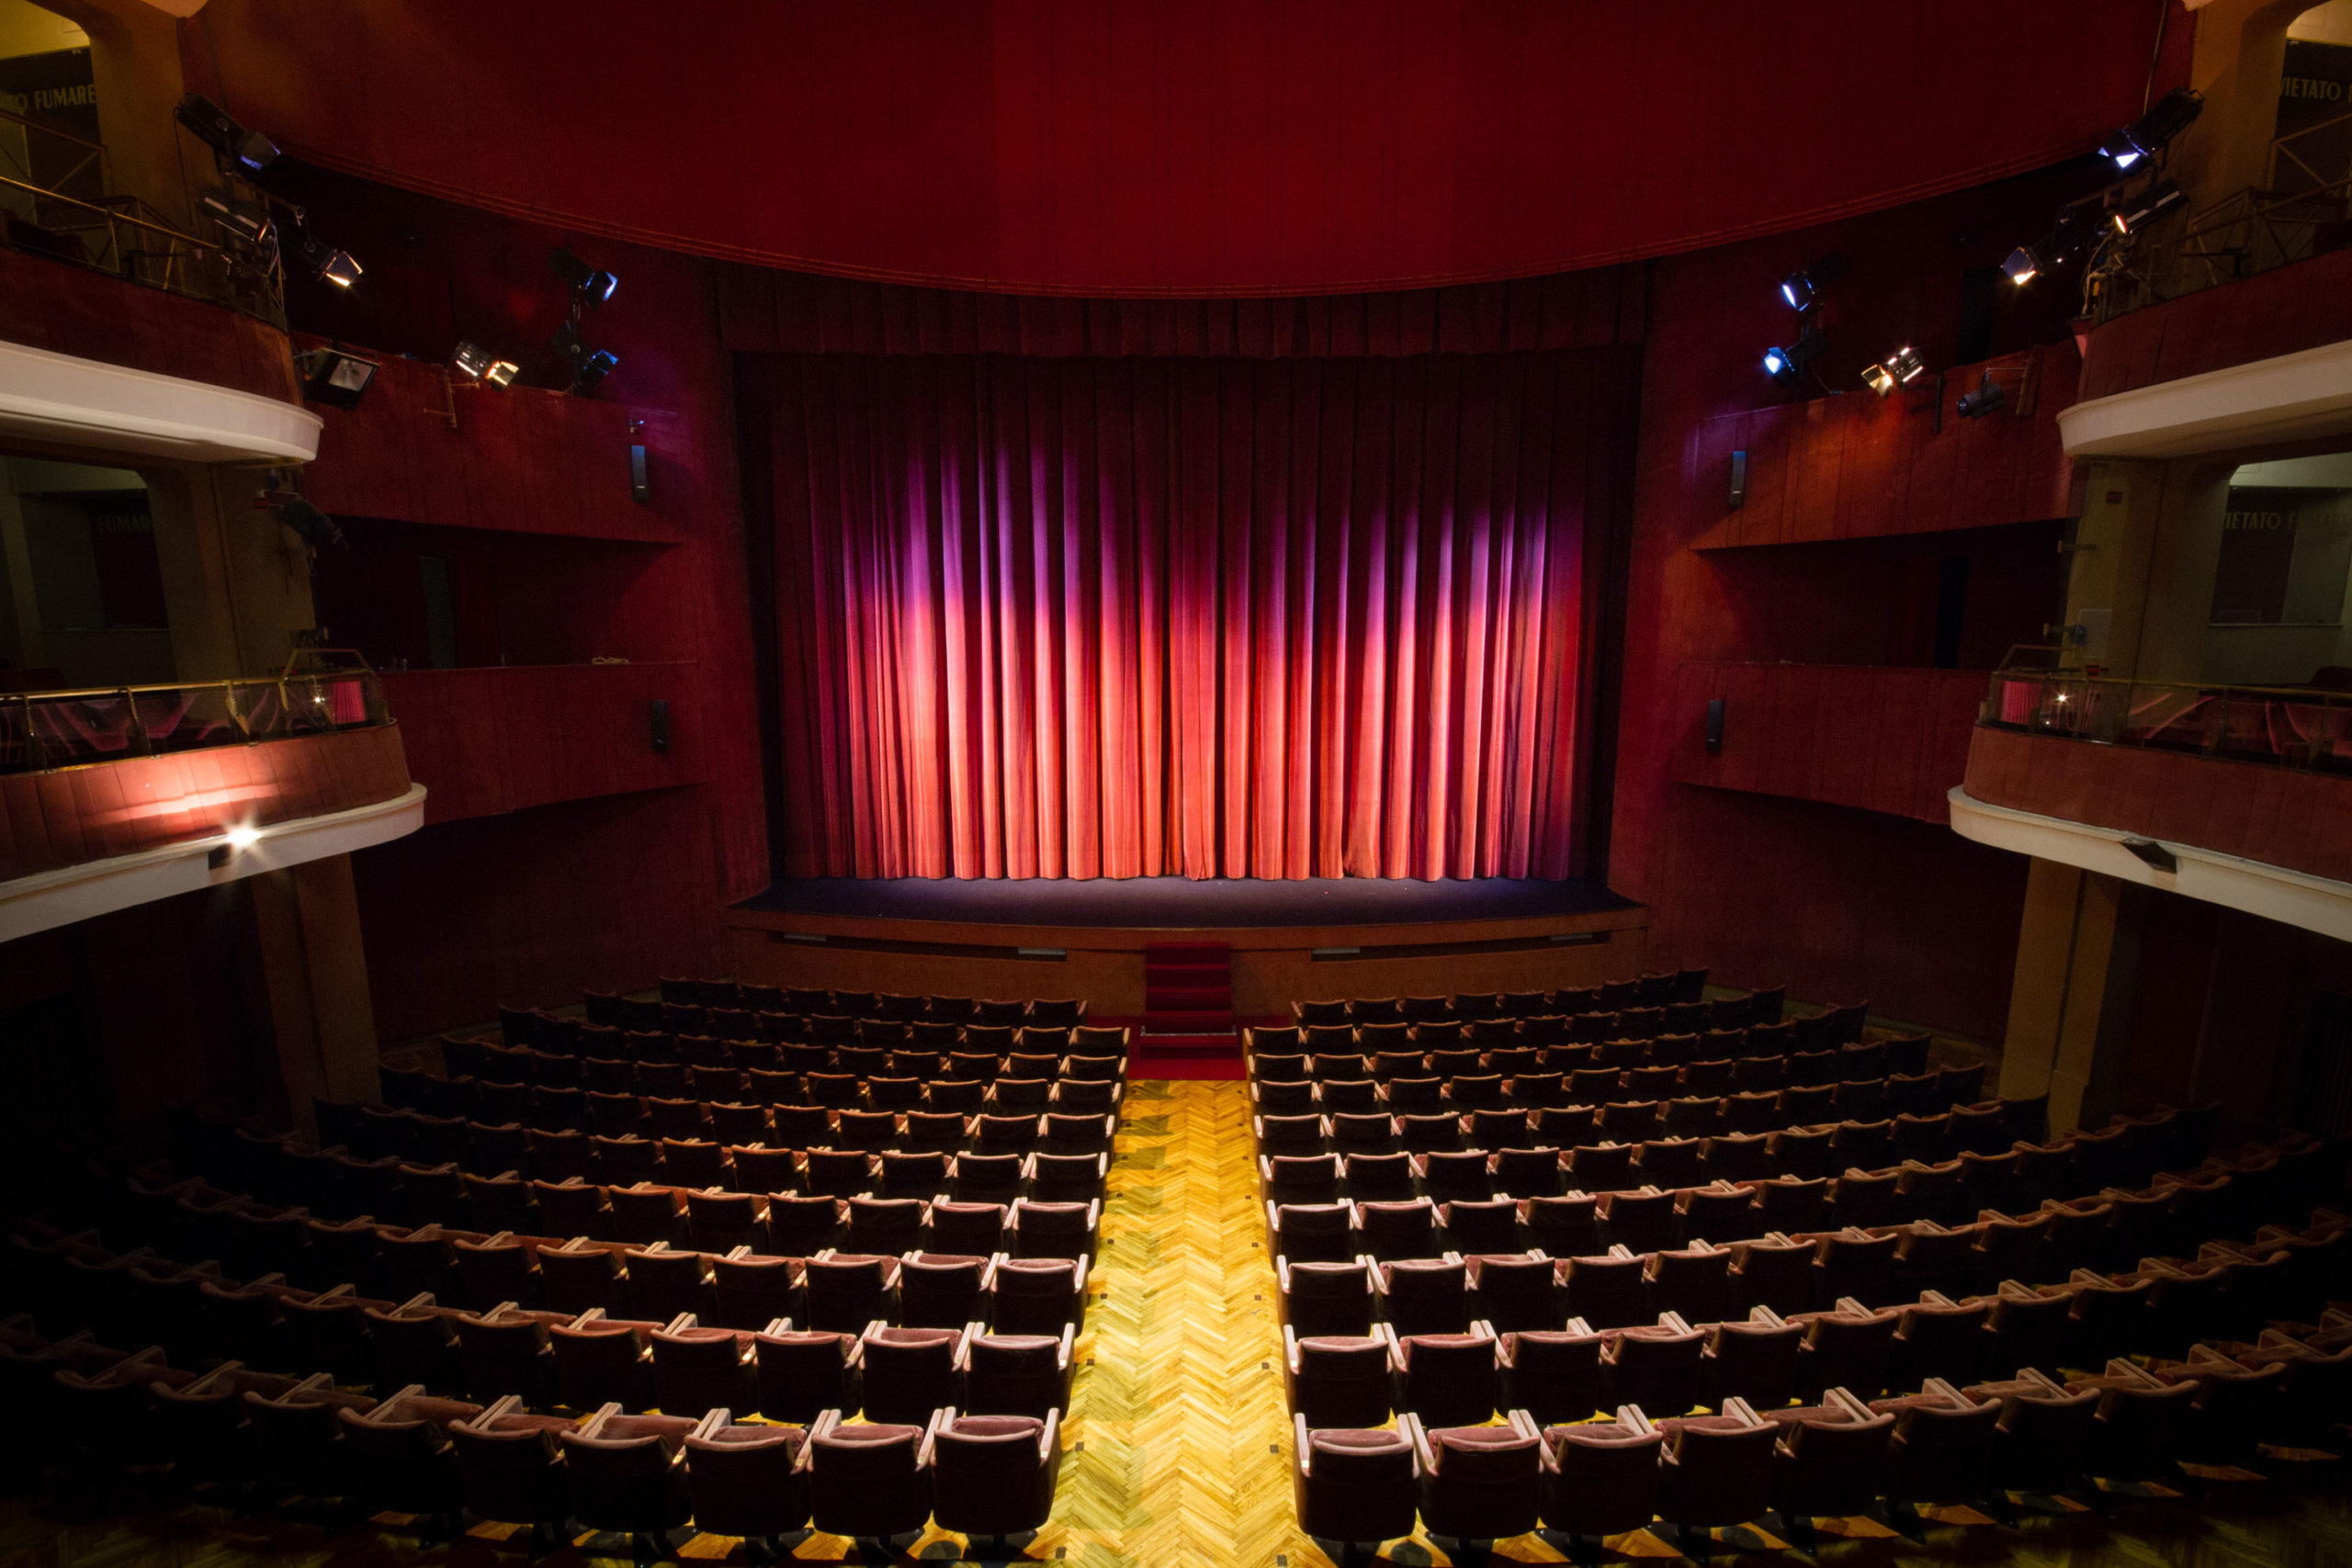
[1998,859,2146,1134]
[250,852,379,1131]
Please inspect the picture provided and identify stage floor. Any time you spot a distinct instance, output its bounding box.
[735,874,1634,929]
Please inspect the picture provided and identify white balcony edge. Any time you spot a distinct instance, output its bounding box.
[0,781,424,943]
[1948,783,2352,942]
[0,337,322,463]
[2057,334,2352,459]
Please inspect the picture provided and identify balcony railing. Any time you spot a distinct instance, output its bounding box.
[0,105,284,327]
[0,671,389,775]
[1981,668,2352,772]
[2090,173,2352,323]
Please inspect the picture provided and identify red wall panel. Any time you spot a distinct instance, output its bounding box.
[351,786,726,1041]
[0,247,299,402]
[378,664,706,827]
[1965,725,2352,886]
[1669,663,1981,827]
[187,0,2177,297]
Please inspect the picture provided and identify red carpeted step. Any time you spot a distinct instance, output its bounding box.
[1145,942,1229,962]
[1147,987,1231,1011]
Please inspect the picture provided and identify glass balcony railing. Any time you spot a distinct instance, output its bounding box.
[1981,668,2352,773]
[0,671,388,774]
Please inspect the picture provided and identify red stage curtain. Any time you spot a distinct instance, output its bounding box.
[763,350,1633,880]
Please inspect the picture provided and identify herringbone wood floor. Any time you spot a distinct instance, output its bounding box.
[7,1078,2352,1568]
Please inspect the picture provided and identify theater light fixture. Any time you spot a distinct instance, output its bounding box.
[1955,373,2007,420]
[453,341,521,386]
[2001,247,2041,286]
[2098,86,2202,173]
[550,321,618,393]
[284,214,362,288]
[298,345,378,410]
[1862,345,1925,398]
[175,93,278,175]
[551,245,618,308]
[2111,179,2184,235]
[1763,329,1824,386]
[1775,254,1847,312]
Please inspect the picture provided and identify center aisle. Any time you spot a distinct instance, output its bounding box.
[1040,1077,1297,1565]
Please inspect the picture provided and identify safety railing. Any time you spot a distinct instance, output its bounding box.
[0,105,284,327]
[0,671,388,775]
[2089,174,2352,323]
[1980,667,2352,773]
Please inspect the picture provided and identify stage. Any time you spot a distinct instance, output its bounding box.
[726,875,1648,1019]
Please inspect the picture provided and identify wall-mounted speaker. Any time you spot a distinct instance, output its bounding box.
[649,698,671,754]
[1704,698,1724,753]
[629,443,650,503]
[1727,449,1747,509]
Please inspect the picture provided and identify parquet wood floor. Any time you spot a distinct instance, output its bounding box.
[6,1078,2351,1568]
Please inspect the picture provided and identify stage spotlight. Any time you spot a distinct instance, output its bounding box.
[2111,179,2184,235]
[551,245,618,308]
[2099,86,2203,172]
[1955,373,2007,419]
[2002,246,2041,286]
[1762,328,1824,386]
[550,321,619,393]
[284,216,362,288]
[1862,345,1925,398]
[197,184,274,246]
[175,93,278,175]
[297,346,377,410]
[571,349,619,393]
[452,341,521,386]
[1775,254,1848,312]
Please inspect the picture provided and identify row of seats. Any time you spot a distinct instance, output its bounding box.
[13,1213,1089,1414]
[1252,1068,1989,1139]
[381,1066,1123,1135]
[1291,970,1727,1023]
[6,1313,1061,1557]
[131,1153,1102,1284]
[642,977,1090,1023]
[1261,1131,2323,1285]
[451,1032,1128,1089]
[1256,1010,1869,1055]
[15,1233,1083,1415]
[1276,1222,2350,1436]
[312,1100,1119,1180]
[1251,1032,1933,1086]
[1292,1313,2351,1564]
[490,1018,1130,1069]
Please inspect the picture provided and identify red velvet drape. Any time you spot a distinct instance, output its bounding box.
[765,350,1632,880]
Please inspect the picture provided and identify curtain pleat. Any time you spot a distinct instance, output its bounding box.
[767,348,1621,880]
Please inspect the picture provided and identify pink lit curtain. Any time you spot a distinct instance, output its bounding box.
[763,350,1631,880]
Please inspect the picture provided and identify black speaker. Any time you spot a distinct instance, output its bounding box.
[649,698,671,755]
[1704,698,1724,753]
[629,443,650,503]
[1726,449,1747,509]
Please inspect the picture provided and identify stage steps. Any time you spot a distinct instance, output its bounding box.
[1134,942,1242,1074]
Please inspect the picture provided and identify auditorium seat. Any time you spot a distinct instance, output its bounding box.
[1408,1412,1543,1555]
[1292,1417,1419,1558]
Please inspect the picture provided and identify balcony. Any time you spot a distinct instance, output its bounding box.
[1683,345,2078,551]
[1670,661,1986,824]
[1954,669,2352,939]
[0,671,423,941]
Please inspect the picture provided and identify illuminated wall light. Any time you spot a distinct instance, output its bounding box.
[484,360,520,387]
[226,825,261,851]
[1861,362,1897,397]
[1884,346,1927,385]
